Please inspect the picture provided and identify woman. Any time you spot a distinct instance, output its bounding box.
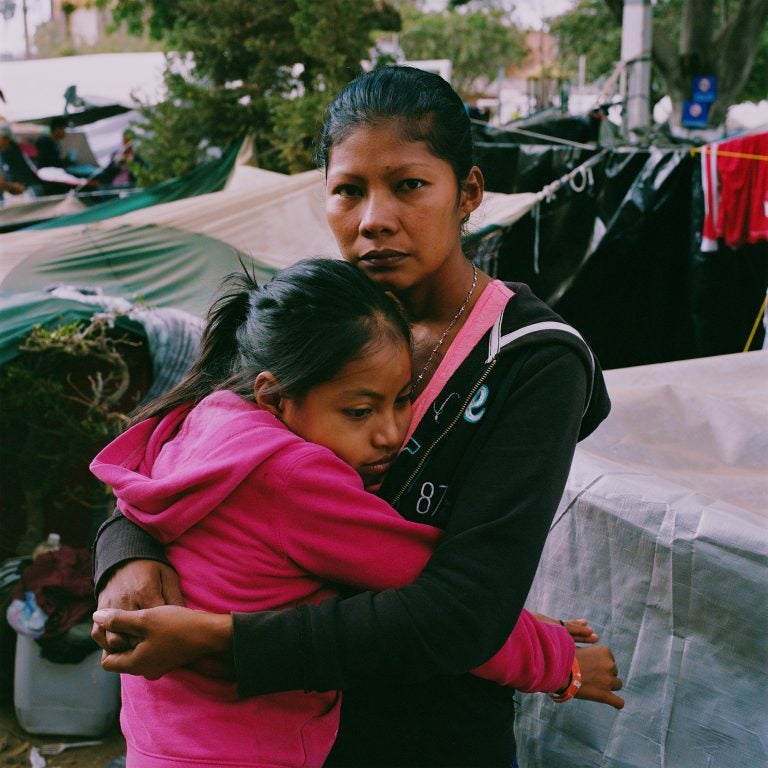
[93,66,622,767]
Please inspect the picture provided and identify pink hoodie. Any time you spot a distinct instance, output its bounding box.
[91,390,572,768]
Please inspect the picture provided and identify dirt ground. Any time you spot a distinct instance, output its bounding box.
[0,705,125,768]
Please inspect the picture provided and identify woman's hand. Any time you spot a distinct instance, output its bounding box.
[91,560,184,653]
[573,645,624,709]
[92,605,234,680]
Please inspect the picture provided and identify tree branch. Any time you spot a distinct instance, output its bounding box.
[714,0,768,96]
[679,0,715,74]
[603,0,623,25]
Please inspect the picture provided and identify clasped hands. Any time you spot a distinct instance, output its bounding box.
[92,562,623,709]
[91,560,233,680]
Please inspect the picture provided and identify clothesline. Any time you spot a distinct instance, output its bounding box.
[691,147,768,162]
[471,119,598,151]
[529,149,610,273]
[535,149,609,203]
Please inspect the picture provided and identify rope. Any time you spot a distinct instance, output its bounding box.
[535,149,608,204]
[473,119,598,151]
[690,147,768,162]
[531,149,608,274]
[744,291,768,352]
[492,127,597,150]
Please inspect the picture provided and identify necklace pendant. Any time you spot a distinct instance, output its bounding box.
[413,263,478,390]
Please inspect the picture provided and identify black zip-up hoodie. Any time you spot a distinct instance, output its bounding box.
[94,283,610,768]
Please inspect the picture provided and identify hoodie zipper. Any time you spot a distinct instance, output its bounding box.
[392,359,498,506]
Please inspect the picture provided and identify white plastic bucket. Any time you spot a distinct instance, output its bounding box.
[14,633,120,735]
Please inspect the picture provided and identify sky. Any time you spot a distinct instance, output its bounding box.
[0,0,576,57]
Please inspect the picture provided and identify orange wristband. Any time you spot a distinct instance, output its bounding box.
[549,655,582,703]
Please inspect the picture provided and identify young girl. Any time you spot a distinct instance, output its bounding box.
[91,259,590,768]
[94,66,623,768]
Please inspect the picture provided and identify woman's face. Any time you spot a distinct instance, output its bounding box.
[325,122,483,294]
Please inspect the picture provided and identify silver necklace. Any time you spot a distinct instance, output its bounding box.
[413,262,478,391]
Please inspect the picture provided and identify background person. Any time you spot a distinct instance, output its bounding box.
[0,123,40,196]
[34,116,69,169]
[98,129,145,188]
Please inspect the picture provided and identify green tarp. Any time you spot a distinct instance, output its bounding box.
[31,142,242,230]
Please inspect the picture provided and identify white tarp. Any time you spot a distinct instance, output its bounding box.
[0,192,86,229]
[517,350,768,767]
[0,165,539,301]
[0,53,166,122]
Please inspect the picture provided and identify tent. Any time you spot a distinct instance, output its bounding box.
[0,138,240,233]
[517,350,768,767]
[472,129,768,368]
[0,161,537,359]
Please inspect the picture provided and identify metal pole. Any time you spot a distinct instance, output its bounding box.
[22,0,30,58]
[620,0,653,140]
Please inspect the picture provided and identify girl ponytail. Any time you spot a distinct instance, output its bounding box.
[128,258,411,427]
[127,270,260,426]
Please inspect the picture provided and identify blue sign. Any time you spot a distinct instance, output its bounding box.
[682,99,710,129]
[692,75,717,103]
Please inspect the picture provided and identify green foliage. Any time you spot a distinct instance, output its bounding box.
[742,22,768,104]
[397,4,526,98]
[0,318,150,556]
[551,0,768,111]
[268,90,331,173]
[292,0,385,87]
[549,0,620,84]
[32,17,164,58]
[106,0,186,41]
[107,0,392,181]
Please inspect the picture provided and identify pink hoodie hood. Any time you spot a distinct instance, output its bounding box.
[90,390,295,543]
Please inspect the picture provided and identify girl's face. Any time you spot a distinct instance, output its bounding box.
[325,122,483,294]
[276,337,412,489]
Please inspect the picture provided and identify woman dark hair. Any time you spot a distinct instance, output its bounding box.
[92,66,623,768]
[317,64,474,185]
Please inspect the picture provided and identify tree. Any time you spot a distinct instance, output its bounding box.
[610,0,767,127]
[275,0,402,171]
[396,3,526,98]
[550,0,620,86]
[108,0,399,182]
[32,17,164,58]
[552,0,768,129]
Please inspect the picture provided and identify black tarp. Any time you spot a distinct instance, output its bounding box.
[473,134,767,370]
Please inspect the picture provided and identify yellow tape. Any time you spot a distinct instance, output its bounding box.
[691,147,768,162]
[744,292,768,352]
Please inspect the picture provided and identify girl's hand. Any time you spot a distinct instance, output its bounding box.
[91,560,184,654]
[92,605,233,680]
[531,612,599,644]
[573,645,624,710]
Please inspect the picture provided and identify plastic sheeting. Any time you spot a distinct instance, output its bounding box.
[0,225,261,322]
[473,138,768,368]
[31,141,241,230]
[0,166,537,320]
[474,144,698,368]
[0,193,87,233]
[516,351,768,767]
